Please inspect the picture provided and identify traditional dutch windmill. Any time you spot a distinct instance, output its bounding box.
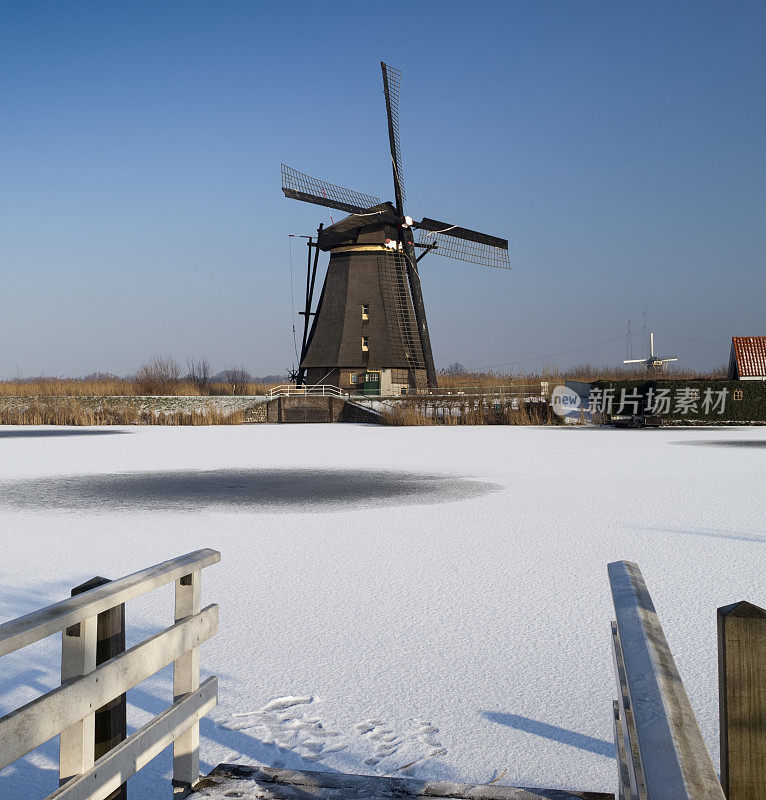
[282,62,510,395]
[623,332,678,373]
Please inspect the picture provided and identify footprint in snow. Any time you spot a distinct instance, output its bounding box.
[218,697,444,772]
[258,695,314,714]
[219,695,344,764]
[355,718,446,771]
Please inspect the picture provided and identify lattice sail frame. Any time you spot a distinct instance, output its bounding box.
[416,229,511,269]
[378,250,426,370]
[281,164,381,215]
[381,63,406,206]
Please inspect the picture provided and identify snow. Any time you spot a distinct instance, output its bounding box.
[0,424,764,799]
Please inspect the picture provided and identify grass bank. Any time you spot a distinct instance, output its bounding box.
[383,397,555,425]
[0,398,245,426]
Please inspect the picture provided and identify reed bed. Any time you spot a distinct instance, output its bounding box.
[0,379,274,398]
[0,356,277,397]
[554,362,727,382]
[383,397,554,426]
[1,363,724,399]
[0,399,244,426]
[435,363,727,390]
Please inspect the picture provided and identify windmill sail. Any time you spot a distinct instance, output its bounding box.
[416,218,510,269]
[381,62,406,211]
[281,60,511,392]
[381,62,435,385]
[281,164,382,215]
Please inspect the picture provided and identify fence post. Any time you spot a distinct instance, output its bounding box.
[59,601,98,784]
[173,570,201,795]
[718,601,766,800]
[66,576,129,799]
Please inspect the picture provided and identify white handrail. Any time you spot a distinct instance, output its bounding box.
[609,561,726,800]
[269,384,346,398]
[48,678,218,800]
[0,606,218,770]
[0,548,221,799]
[0,548,220,657]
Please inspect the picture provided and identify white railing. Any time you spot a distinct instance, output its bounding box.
[609,561,726,800]
[425,383,542,396]
[0,548,221,800]
[269,384,346,398]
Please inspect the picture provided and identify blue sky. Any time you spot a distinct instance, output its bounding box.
[1,1,764,377]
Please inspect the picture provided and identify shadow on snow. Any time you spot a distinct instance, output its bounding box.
[0,469,498,513]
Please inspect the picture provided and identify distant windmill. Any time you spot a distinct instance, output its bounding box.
[281,62,510,394]
[623,333,678,373]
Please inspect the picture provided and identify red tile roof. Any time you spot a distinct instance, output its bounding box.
[732,337,766,378]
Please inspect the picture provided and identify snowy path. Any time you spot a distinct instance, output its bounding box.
[0,424,763,799]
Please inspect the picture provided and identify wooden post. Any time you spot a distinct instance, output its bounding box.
[718,601,766,800]
[67,576,128,799]
[60,612,97,785]
[173,571,201,795]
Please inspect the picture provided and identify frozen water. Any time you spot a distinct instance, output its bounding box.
[0,423,763,798]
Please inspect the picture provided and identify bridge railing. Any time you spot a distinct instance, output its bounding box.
[269,384,347,398]
[0,548,221,800]
[608,560,726,800]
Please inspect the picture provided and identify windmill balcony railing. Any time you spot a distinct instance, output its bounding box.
[269,385,347,399]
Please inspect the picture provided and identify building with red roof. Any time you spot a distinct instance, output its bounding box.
[728,337,766,380]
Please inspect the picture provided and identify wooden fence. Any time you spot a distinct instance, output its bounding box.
[609,560,764,800]
[2,553,762,799]
[0,548,220,800]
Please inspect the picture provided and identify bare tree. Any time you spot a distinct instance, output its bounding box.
[134,356,182,395]
[445,362,467,376]
[187,358,211,393]
[221,365,251,395]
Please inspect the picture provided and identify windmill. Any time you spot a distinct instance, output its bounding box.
[623,333,678,373]
[281,62,510,395]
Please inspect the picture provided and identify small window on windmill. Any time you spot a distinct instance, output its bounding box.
[734,389,743,401]
[362,304,369,321]
[362,336,369,352]
[350,373,358,385]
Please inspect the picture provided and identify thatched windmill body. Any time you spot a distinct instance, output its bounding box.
[282,63,509,394]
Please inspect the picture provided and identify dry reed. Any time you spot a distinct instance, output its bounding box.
[436,363,727,391]
[0,378,274,398]
[0,399,244,426]
[1,364,724,399]
[383,397,554,426]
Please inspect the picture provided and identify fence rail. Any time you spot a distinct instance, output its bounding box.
[608,561,726,800]
[422,383,546,397]
[0,548,221,799]
[269,383,551,400]
[269,384,346,398]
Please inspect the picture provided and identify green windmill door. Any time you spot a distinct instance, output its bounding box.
[362,370,381,395]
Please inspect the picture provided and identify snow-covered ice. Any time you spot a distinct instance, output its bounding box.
[0,424,763,798]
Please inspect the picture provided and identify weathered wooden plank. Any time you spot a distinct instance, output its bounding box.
[49,677,218,800]
[174,570,202,794]
[0,604,218,770]
[610,622,644,800]
[613,702,631,800]
[718,600,766,800]
[608,560,725,800]
[65,576,128,800]
[59,612,98,785]
[0,548,220,656]
[193,766,614,800]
